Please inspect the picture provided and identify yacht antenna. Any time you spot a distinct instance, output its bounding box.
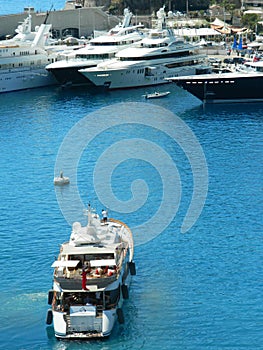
[43,4,53,24]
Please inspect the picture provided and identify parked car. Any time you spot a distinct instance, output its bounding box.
[233,57,246,64]
[223,58,234,64]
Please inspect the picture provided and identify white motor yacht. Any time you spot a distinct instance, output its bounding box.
[45,8,145,87]
[46,204,136,339]
[168,61,263,104]
[79,7,210,90]
[0,16,59,93]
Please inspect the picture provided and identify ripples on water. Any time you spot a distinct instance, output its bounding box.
[0,85,262,349]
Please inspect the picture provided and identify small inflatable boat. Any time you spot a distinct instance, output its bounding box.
[144,91,170,99]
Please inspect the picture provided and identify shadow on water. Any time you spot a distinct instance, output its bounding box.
[180,101,263,122]
[203,102,263,115]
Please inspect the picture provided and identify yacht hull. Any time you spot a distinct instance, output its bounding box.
[80,64,210,90]
[0,67,57,93]
[46,65,94,87]
[169,73,263,104]
[51,269,131,339]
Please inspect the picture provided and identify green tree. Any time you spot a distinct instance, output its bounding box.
[108,0,124,14]
[241,13,260,32]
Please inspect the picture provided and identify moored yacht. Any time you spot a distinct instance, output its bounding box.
[0,18,59,93]
[168,61,263,104]
[79,7,210,90]
[46,205,136,339]
[45,8,145,87]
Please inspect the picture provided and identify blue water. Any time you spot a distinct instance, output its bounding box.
[0,0,65,15]
[0,82,262,350]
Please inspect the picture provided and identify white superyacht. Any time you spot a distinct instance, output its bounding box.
[45,8,145,87]
[79,7,210,90]
[0,15,59,93]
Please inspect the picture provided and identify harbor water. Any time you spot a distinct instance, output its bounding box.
[0,82,262,350]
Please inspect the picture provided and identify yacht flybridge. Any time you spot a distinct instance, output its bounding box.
[79,7,210,89]
[46,205,136,339]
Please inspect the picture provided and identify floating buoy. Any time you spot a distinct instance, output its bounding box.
[121,284,129,299]
[54,171,70,185]
[129,261,136,276]
[48,290,54,305]
[46,309,53,325]
[117,308,124,324]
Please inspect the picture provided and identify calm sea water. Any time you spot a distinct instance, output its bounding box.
[0,82,262,350]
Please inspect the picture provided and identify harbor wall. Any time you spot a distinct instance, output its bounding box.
[0,8,152,40]
[0,8,121,39]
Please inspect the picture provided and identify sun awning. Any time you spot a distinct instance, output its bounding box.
[90,259,116,267]
[51,260,80,268]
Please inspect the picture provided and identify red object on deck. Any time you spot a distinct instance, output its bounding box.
[82,270,88,290]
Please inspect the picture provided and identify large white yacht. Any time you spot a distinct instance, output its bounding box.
[0,15,60,93]
[79,7,210,90]
[45,8,145,87]
[46,205,136,339]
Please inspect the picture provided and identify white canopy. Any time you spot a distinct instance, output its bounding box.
[51,260,80,268]
[244,9,263,14]
[90,259,116,267]
[173,27,221,37]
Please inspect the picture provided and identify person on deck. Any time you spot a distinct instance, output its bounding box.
[102,209,108,224]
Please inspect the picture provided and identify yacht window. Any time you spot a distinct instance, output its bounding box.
[119,50,191,62]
